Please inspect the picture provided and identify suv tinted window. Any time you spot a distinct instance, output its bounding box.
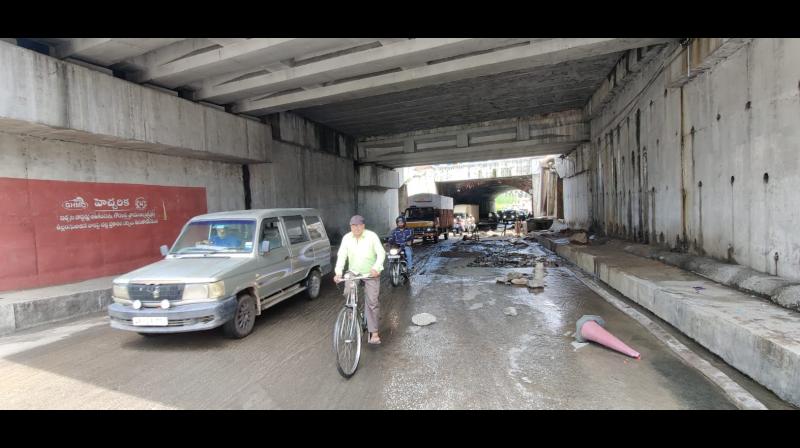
[305,215,325,240]
[259,218,283,250]
[283,215,309,244]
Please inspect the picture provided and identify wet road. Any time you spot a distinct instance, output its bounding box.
[0,237,750,409]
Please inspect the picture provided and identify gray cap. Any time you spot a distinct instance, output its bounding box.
[349,215,365,225]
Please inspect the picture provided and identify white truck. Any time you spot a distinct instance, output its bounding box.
[404,193,454,243]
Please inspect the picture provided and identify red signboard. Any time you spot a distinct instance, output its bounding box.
[0,177,207,292]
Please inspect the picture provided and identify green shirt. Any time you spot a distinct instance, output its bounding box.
[335,229,386,276]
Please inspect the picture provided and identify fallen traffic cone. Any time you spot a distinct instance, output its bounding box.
[575,315,640,359]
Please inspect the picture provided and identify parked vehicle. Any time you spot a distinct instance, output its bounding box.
[478,212,500,230]
[108,209,332,339]
[404,193,454,243]
[500,209,517,222]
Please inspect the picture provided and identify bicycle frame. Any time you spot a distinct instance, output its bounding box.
[333,272,371,378]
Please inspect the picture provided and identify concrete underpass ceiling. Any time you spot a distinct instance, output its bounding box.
[294,54,622,137]
[18,38,674,139]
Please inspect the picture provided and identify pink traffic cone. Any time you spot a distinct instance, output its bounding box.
[575,315,640,359]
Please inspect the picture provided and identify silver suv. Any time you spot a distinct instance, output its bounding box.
[108,209,332,339]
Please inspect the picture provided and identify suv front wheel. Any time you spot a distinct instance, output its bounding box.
[223,293,257,339]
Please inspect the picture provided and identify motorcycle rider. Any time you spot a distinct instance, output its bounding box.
[387,216,414,272]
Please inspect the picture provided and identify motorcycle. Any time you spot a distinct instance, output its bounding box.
[387,244,409,287]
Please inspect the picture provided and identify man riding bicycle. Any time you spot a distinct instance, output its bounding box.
[387,216,414,272]
[334,215,386,345]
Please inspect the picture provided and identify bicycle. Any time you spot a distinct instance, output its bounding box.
[333,272,371,378]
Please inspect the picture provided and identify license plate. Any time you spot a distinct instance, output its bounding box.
[132,316,168,326]
[387,255,400,259]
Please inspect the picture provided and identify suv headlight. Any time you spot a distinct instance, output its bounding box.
[183,281,226,300]
[112,283,130,300]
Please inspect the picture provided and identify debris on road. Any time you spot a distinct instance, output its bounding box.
[468,303,484,311]
[571,341,589,351]
[548,220,571,233]
[570,232,589,244]
[528,262,546,289]
[504,307,518,316]
[575,315,641,359]
[412,313,437,326]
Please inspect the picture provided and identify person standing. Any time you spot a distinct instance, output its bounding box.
[334,215,386,344]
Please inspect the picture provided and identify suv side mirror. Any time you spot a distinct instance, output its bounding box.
[160,245,169,256]
[259,240,270,255]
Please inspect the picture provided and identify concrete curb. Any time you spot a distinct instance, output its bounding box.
[0,279,113,336]
[622,244,800,312]
[530,232,800,408]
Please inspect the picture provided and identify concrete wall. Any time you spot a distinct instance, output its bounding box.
[0,41,271,164]
[253,112,397,243]
[358,188,399,238]
[249,140,356,244]
[563,38,800,280]
[0,131,244,212]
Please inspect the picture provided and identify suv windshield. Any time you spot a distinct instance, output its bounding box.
[170,219,256,254]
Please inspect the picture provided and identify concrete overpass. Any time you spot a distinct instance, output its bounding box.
[9,38,670,166]
[1,37,674,241]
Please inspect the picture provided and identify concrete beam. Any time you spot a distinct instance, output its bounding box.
[584,44,670,119]
[130,38,374,88]
[234,38,674,115]
[54,38,112,59]
[368,141,579,167]
[54,38,185,66]
[357,164,400,189]
[0,41,272,164]
[666,38,753,88]
[196,38,531,103]
[359,110,587,168]
[207,38,249,46]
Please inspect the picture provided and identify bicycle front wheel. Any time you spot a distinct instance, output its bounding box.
[333,306,362,378]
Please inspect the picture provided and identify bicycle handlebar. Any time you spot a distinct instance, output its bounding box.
[335,272,373,283]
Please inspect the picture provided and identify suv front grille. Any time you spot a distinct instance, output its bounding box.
[128,284,185,302]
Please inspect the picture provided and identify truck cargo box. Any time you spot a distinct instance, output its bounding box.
[408,193,454,210]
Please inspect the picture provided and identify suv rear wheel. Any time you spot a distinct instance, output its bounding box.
[304,268,322,300]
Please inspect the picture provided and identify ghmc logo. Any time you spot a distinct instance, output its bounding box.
[62,196,88,210]
[135,197,147,210]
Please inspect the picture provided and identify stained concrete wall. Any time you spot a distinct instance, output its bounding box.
[556,143,592,227]
[561,38,800,280]
[358,188,399,238]
[251,112,397,243]
[248,140,356,244]
[0,131,244,212]
[0,41,271,164]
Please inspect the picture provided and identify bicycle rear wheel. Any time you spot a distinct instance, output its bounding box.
[333,306,362,378]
